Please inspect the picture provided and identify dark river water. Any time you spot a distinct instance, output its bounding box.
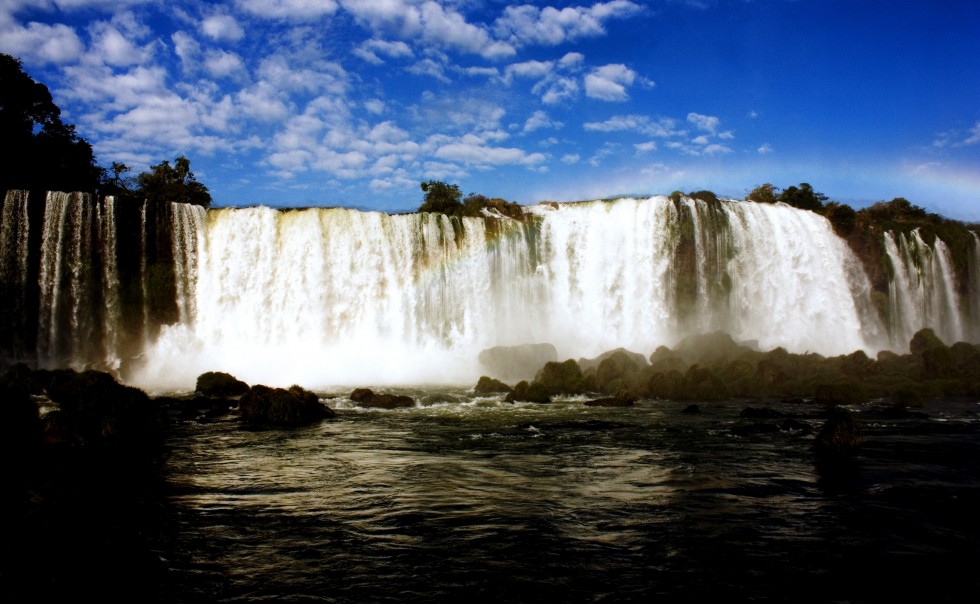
[155,394,980,603]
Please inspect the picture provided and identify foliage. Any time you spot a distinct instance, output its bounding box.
[823,201,857,236]
[688,190,718,204]
[134,156,212,207]
[779,183,828,212]
[746,183,779,204]
[0,53,101,193]
[419,180,463,214]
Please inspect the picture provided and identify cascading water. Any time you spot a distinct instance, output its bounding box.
[2,192,978,391]
[884,229,965,349]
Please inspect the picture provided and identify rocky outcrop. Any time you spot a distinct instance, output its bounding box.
[239,384,335,426]
[195,371,249,397]
[350,388,415,409]
[473,376,513,394]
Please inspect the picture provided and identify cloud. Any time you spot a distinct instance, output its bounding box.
[535,76,578,104]
[433,138,546,166]
[353,39,414,64]
[757,143,773,154]
[687,112,719,134]
[584,115,681,137]
[88,20,154,66]
[0,21,84,64]
[523,110,563,133]
[964,120,980,145]
[494,1,641,46]
[562,153,580,164]
[634,141,657,153]
[237,0,338,20]
[407,57,450,82]
[204,49,246,79]
[363,99,386,114]
[504,59,554,83]
[342,0,515,59]
[201,14,245,42]
[584,63,636,101]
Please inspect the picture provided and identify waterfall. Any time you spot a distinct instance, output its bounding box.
[2,192,978,391]
[883,229,965,349]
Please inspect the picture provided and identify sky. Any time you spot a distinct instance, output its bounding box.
[2,0,978,220]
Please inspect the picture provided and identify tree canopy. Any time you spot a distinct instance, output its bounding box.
[133,156,212,208]
[418,180,463,214]
[0,53,101,193]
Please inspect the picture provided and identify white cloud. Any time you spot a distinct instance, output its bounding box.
[964,120,980,145]
[562,153,580,164]
[687,112,720,133]
[494,1,641,46]
[353,38,414,64]
[523,110,563,133]
[0,21,84,64]
[237,0,338,20]
[584,115,681,137]
[634,141,657,153]
[364,99,386,114]
[757,143,773,154]
[584,63,636,101]
[504,59,553,82]
[201,14,245,42]
[702,143,731,155]
[407,57,450,82]
[535,76,578,104]
[692,135,709,145]
[88,20,153,66]
[204,50,246,79]
[433,137,546,167]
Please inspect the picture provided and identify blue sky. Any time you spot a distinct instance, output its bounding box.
[3,0,979,220]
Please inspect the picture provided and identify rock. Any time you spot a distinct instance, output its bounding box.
[478,343,558,381]
[505,381,551,403]
[0,382,42,453]
[814,381,868,405]
[33,369,161,447]
[815,407,863,457]
[681,404,701,414]
[195,371,249,397]
[732,422,781,436]
[739,406,784,419]
[584,397,633,407]
[350,388,415,409]
[534,359,587,395]
[420,394,460,406]
[239,384,335,426]
[473,376,512,394]
[578,347,649,374]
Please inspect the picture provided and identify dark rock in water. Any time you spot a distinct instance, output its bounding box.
[815,407,863,457]
[732,422,781,436]
[681,404,701,414]
[584,397,633,407]
[196,371,249,397]
[779,419,814,434]
[579,347,649,374]
[584,390,637,407]
[473,376,513,394]
[32,369,162,448]
[0,382,42,453]
[478,343,557,381]
[350,388,415,409]
[875,406,929,420]
[739,406,785,419]
[505,380,551,403]
[781,397,806,405]
[239,384,335,426]
[535,359,587,395]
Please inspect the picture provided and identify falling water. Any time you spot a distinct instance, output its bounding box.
[2,193,978,390]
[884,229,964,349]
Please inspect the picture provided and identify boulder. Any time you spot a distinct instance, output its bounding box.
[815,407,863,457]
[739,406,785,419]
[505,381,551,404]
[350,388,415,409]
[239,385,334,426]
[534,359,586,395]
[478,343,558,381]
[195,371,249,397]
[473,376,513,394]
[681,404,701,414]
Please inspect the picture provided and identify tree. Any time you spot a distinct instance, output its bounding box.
[0,53,100,193]
[746,183,779,204]
[418,180,462,214]
[779,183,827,213]
[135,156,212,207]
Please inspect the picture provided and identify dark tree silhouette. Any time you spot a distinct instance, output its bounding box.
[0,53,100,193]
[135,156,212,208]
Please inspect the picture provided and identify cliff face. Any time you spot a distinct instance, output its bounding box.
[1,191,978,390]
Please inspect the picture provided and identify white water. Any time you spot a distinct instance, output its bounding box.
[3,192,977,391]
[132,197,891,391]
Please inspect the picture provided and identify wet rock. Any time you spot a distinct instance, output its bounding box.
[350,388,415,409]
[195,371,249,397]
[739,406,785,419]
[815,407,863,457]
[505,381,551,404]
[681,404,701,414]
[473,376,512,394]
[239,385,335,426]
